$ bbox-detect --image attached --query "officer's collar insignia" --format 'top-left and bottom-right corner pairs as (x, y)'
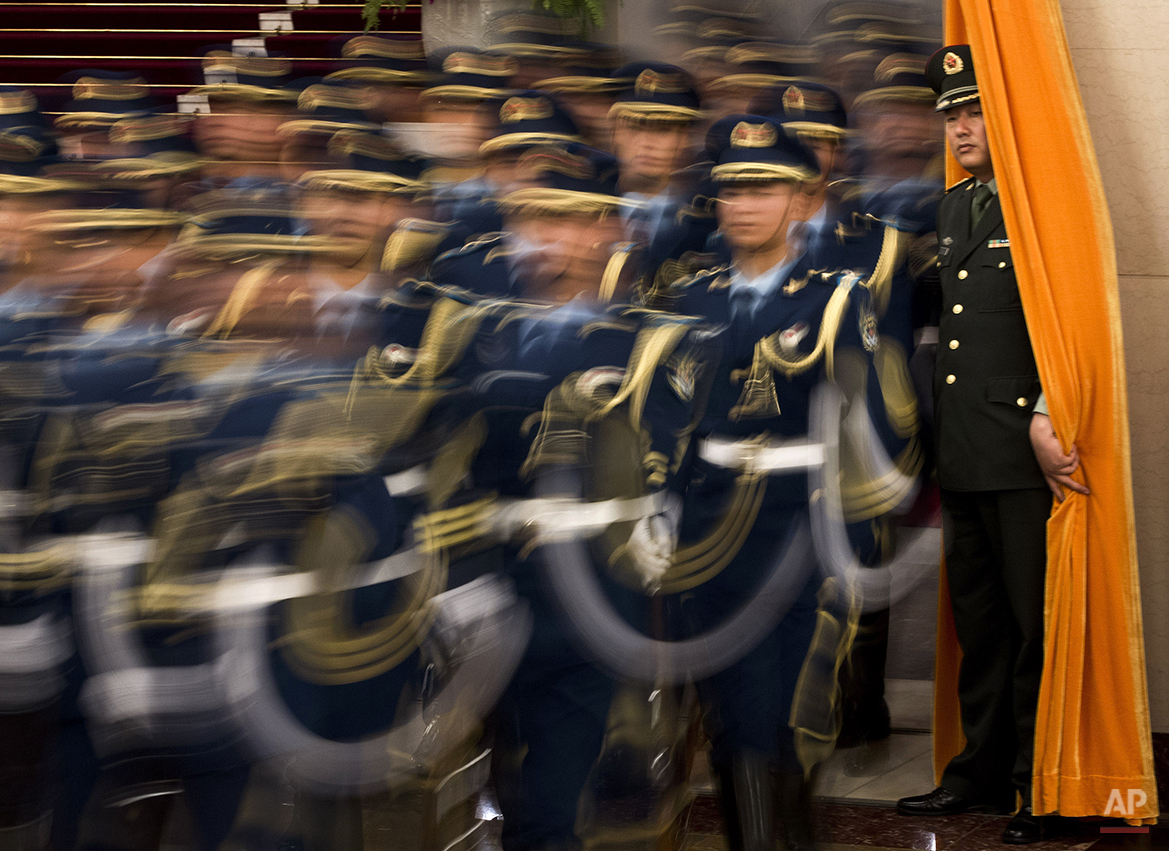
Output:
(778, 321), (809, 353)
(943, 51), (964, 75)
(988, 238), (1010, 248)
(783, 272), (811, 296)
(499, 95), (553, 124)
(730, 120), (777, 148)
(942, 236), (953, 245)
(782, 86), (805, 116)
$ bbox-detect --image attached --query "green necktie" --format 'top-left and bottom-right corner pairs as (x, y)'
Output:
(970, 183), (993, 232)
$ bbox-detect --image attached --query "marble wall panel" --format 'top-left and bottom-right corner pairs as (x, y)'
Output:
(1117, 273), (1169, 732)
(1068, 47), (1169, 278)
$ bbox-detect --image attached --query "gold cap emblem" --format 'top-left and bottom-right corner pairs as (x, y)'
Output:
(635, 69), (663, 95)
(781, 86), (806, 116)
(943, 51), (964, 75)
(634, 68), (688, 96)
(730, 121), (777, 148)
(499, 96), (553, 124)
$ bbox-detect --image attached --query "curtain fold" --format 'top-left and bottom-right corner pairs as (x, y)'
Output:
(931, 0), (1158, 822)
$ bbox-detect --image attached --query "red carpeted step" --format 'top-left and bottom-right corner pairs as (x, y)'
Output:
(0, 4), (421, 30)
(0, 55), (343, 86)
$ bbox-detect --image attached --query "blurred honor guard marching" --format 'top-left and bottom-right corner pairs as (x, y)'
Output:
(659, 115), (879, 851)
(422, 141), (699, 850)
(608, 62), (702, 246)
(895, 45), (1086, 845)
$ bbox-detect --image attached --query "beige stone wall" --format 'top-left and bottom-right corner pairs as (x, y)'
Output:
(1061, 0), (1169, 732)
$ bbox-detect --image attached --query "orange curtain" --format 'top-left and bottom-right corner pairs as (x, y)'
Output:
(931, 0), (1158, 823)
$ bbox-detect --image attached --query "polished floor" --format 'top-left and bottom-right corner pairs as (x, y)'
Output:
(675, 799), (1168, 851)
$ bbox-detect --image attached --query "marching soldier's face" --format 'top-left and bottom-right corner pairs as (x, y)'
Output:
(716, 181), (802, 253)
(194, 98), (292, 163)
(358, 83), (424, 123)
(508, 211), (623, 302)
(861, 100), (942, 165)
(611, 118), (693, 188)
(302, 188), (411, 250)
(558, 93), (615, 151)
(423, 99), (495, 161)
(944, 100), (993, 182)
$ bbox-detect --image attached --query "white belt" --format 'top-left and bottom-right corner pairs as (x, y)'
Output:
(383, 464), (429, 496)
(698, 435), (825, 473)
(494, 491), (666, 543)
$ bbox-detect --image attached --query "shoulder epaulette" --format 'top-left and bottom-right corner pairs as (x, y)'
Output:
(433, 231), (504, 265)
(381, 219), (450, 272)
(945, 176), (975, 194)
(674, 263), (731, 290)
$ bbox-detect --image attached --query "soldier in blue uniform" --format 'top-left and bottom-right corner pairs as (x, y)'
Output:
(421, 142), (705, 851)
(656, 115), (887, 851)
(325, 33), (431, 124)
(608, 62), (703, 248)
(753, 75), (938, 746)
(432, 90), (585, 260)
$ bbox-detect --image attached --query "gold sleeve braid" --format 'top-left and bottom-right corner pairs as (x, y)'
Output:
(139, 298), (494, 623)
(521, 320), (691, 478)
(861, 224), (913, 319)
(279, 507), (445, 686)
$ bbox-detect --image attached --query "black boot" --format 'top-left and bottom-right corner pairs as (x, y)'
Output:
(774, 771), (817, 851)
(716, 752), (777, 851)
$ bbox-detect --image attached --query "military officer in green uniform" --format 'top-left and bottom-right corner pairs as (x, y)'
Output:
(895, 44), (1088, 845)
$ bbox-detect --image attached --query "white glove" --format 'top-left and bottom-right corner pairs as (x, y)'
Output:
(627, 493), (682, 593)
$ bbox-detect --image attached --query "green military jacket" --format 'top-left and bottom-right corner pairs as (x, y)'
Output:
(933, 178), (1046, 491)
